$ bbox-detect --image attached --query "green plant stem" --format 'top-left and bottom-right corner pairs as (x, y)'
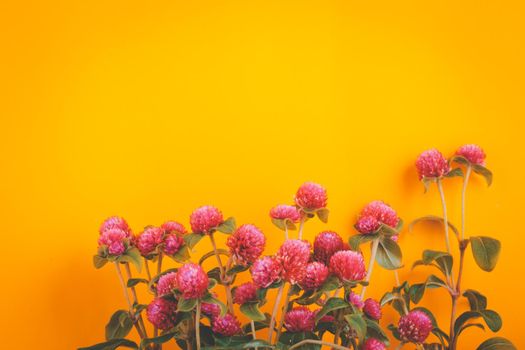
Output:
(461, 165), (472, 240)
(288, 340), (350, 350)
(251, 320), (258, 350)
(157, 252), (163, 275)
(209, 233), (234, 314)
(114, 262), (145, 339)
(275, 286), (292, 343)
(333, 310), (342, 348)
(195, 301), (201, 350)
(268, 284), (284, 343)
(361, 238), (379, 298)
(124, 263), (148, 339)
(436, 179), (452, 255)
(450, 243), (467, 350)
(144, 259), (152, 281)
(394, 270), (400, 286)
(298, 217), (305, 240)
(284, 226), (289, 240)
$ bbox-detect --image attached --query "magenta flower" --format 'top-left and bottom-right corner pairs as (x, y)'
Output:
(176, 263), (209, 299)
(190, 205), (224, 234)
(363, 338), (386, 350)
(329, 250), (366, 282)
(98, 228), (128, 256)
(456, 144), (486, 165)
(201, 302), (221, 318)
(347, 291), (364, 308)
(398, 310), (433, 343)
(146, 297), (178, 331)
(226, 224), (266, 265)
(415, 149), (450, 180)
(163, 234), (184, 256)
(284, 307), (316, 332)
(300, 262), (329, 290)
(355, 216), (380, 234)
(99, 216), (132, 237)
(276, 239), (311, 284)
(156, 272), (178, 296)
(233, 282), (258, 305)
(212, 314), (241, 336)
(294, 182), (327, 210)
(360, 200), (400, 229)
(250, 257), (282, 288)
(313, 231), (344, 265)
(269, 205), (301, 222)
(363, 298), (382, 320)
(136, 226), (164, 257)
(161, 221), (187, 234)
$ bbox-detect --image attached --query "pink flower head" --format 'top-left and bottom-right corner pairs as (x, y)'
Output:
(295, 182), (327, 210)
(360, 200), (400, 229)
(212, 314), (241, 336)
(277, 239), (312, 284)
(284, 307), (316, 332)
(146, 298), (178, 330)
(269, 205), (301, 223)
(250, 257), (282, 288)
(136, 226), (164, 257)
(233, 282), (258, 304)
(161, 221), (187, 234)
(456, 144), (486, 165)
(363, 338), (386, 350)
(415, 149), (450, 180)
(98, 228), (128, 256)
(99, 216), (132, 237)
(190, 205), (224, 234)
(300, 262), (329, 290)
(363, 298), (382, 320)
(313, 231), (344, 265)
(398, 310), (433, 343)
(329, 250), (366, 282)
(226, 224), (266, 265)
(156, 272), (178, 296)
(163, 234), (184, 256)
(355, 216), (380, 234)
(176, 263), (209, 299)
(347, 291), (364, 308)
(201, 302), (221, 318)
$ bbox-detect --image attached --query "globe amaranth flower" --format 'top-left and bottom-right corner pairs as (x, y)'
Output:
(233, 282), (258, 304)
(98, 228), (129, 256)
(269, 205), (301, 222)
(398, 310), (433, 343)
(313, 231), (344, 264)
(363, 298), (382, 320)
(276, 239), (312, 284)
(136, 226), (164, 257)
(294, 182), (327, 210)
(99, 216), (132, 237)
(176, 263), (209, 299)
(190, 205), (224, 234)
(329, 250), (366, 282)
(300, 262), (329, 290)
(415, 149), (450, 180)
(456, 144), (486, 165)
(163, 234), (184, 256)
(156, 272), (178, 296)
(212, 314), (241, 336)
(146, 297), (178, 330)
(355, 216), (380, 234)
(250, 257), (282, 288)
(346, 291), (364, 309)
(284, 307), (316, 332)
(161, 220), (187, 234)
(363, 338), (386, 350)
(226, 224), (266, 265)
(201, 302), (221, 318)
(360, 200), (400, 229)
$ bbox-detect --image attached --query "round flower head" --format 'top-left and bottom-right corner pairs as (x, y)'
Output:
(313, 231), (344, 265)
(156, 272), (178, 296)
(363, 338), (386, 350)
(163, 234), (184, 256)
(284, 307), (316, 332)
(355, 216), (380, 234)
(363, 298), (382, 320)
(176, 263), (209, 299)
(233, 282), (258, 304)
(212, 314), (241, 337)
(360, 200), (400, 229)
(347, 291), (364, 308)
(190, 205), (224, 234)
(329, 250), (367, 282)
(456, 144), (486, 165)
(294, 182), (327, 210)
(99, 216), (132, 237)
(300, 262), (329, 290)
(136, 226), (164, 257)
(277, 239), (312, 284)
(250, 257), (282, 288)
(415, 149), (450, 180)
(98, 228), (128, 256)
(269, 205), (301, 223)
(161, 221), (187, 234)
(226, 224), (266, 265)
(398, 310), (433, 343)
(146, 297), (178, 331)
(201, 302), (221, 318)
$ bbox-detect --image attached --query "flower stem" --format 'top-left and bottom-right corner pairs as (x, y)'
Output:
(450, 242), (467, 350)
(284, 226), (289, 240)
(250, 320), (258, 350)
(394, 270), (400, 286)
(461, 165), (472, 240)
(209, 233), (234, 314)
(268, 284), (284, 343)
(436, 179), (452, 255)
(288, 340), (350, 350)
(144, 259), (152, 281)
(124, 263), (148, 338)
(114, 262), (145, 339)
(361, 238), (379, 298)
(157, 252), (163, 276)
(275, 285), (292, 343)
(195, 301), (201, 350)
(298, 217), (305, 240)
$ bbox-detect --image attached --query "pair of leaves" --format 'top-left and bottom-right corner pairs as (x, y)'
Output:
(240, 301), (266, 321)
(118, 248), (142, 272)
(105, 310), (133, 341)
(470, 236), (501, 272)
(454, 309), (502, 337)
(271, 218), (298, 231)
(452, 155), (493, 186)
(409, 275), (448, 304)
(412, 250), (453, 279)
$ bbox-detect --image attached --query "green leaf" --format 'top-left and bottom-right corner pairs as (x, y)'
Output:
(409, 275), (448, 304)
(463, 289), (487, 311)
(278, 331), (320, 349)
(422, 250), (453, 275)
(451, 155), (469, 165)
(365, 318), (390, 346)
(240, 302), (266, 321)
(376, 237), (402, 270)
(477, 337), (516, 350)
(471, 236), (501, 272)
(409, 216), (460, 239)
(472, 164), (493, 186)
(93, 255), (108, 269)
(184, 233), (204, 249)
(119, 248), (142, 272)
(202, 294), (227, 317)
(170, 245), (191, 263)
(444, 167), (464, 178)
(199, 249), (230, 266)
(454, 310), (502, 335)
(216, 217), (236, 234)
(105, 310), (133, 340)
(139, 332), (177, 349)
(78, 339), (138, 350)
(316, 208), (329, 223)
(348, 234), (378, 251)
(318, 275), (339, 293)
(271, 218), (297, 231)
(227, 264), (250, 276)
(314, 297), (349, 323)
(344, 313), (366, 344)
(126, 278), (148, 288)
(177, 297), (197, 312)
(456, 323), (485, 338)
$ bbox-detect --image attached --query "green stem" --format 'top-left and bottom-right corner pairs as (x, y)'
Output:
(144, 259), (152, 281)
(450, 243), (467, 350)
(209, 233), (234, 314)
(275, 286), (291, 343)
(195, 301), (201, 350)
(436, 179), (452, 254)
(461, 165), (472, 240)
(298, 217), (305, 240)
(268, 284), (284, 343)
(124, 263), (148, 338)
(114, 262), (145, 339)
(157, 252), (163, 275)
(361, 238), (379, 298)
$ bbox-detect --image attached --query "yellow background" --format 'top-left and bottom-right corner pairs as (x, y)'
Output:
(1, 0), (524, 349)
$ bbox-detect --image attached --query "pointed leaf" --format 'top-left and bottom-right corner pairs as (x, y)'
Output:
(471, 236), (501, 272)
(314, 297), (349, 323)
(78, 339), (138, 350)
(93, 255), (108, 269)
(409, 216), (460, 239)
(105, 310), (133, 340)
(376, 237), (402, 270)
(348, 233), (378, 251)
(463, 289), (487, 311)
(126, 278), (148, 288)
(216, 217), (236, 234)
(184, 233), (204, 249)
(177, 297), (197, 312)
(240, 302), (266, 321)
(477, 337), (516, 350)
(472, 164), (493, 186)
(316, 208), (329, 223)
(344, 313), (366, 343)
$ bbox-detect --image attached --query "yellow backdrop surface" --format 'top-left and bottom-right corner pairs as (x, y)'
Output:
(1, 1), (524, 349)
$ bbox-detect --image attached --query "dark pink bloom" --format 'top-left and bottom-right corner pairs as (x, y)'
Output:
(294, 182), (327, 210)
(456, 144), (486, 165)
(300, 262), (329, 290)
(360, 200), (400, 229)
(226, 224), (266, 265)
(190, 205), (224, 234)
(269, 205), (301, 222)
(98, 228), (128, 256)
(212, 314), (241, 336)
(363, 298), (382, 320)
(363, 338), (386, 350)
(277, 239), (311, 284)
(355, 216), (380, 234)
(347, 291), (364, 308)
(99, 216), (132, 237)
(156, 272), (178, 296)
(176, 263), (209, 299)
(161, 221), (187, 234)
(313, 231), (344, 264)
(398, 310), (433, 343)
(146, 297), (178, 331)
(415, 149), (450, 179)
(318, 315), (336, 323)
(136, 226), (164, 257)
(329, 250), (366, 282)
(250, 257), (282, 288)
(201, 302), (221, 318)
(163, 234), (184, 256)
(284, 307), (316, 332)
(233, 282), (258, 304)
